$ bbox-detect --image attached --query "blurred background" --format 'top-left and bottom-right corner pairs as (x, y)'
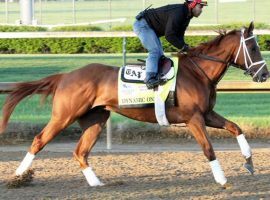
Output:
(0, 0), (269, 30)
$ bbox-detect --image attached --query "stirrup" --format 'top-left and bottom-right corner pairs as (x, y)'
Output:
(145, 79), (162, 89)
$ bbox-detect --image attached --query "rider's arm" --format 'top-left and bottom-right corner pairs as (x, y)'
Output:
(165, 12), (189, 50)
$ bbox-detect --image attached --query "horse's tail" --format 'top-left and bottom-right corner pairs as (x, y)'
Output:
(0, 74), (63, 134)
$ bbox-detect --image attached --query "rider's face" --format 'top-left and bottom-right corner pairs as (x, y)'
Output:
(192, 4), (203, 17)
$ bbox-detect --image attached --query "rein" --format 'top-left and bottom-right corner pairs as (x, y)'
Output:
(187, 56), (215, 86)
(185, 52), (229, 86)
(194, 53), (227, 64)
(192, 53), (230, 84)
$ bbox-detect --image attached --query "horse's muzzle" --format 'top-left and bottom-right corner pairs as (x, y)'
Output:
(254, 71), (270, 82)
(262, 72), (270, 82)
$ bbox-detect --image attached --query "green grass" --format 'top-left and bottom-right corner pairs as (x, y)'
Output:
(0, 0), (269, 29)
(215, 93), (270, 128)
(0, 54), (145, 81)
(0, 52), (270, 81)
(0, 53), (270, 128)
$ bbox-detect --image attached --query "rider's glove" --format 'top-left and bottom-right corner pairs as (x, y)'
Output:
(179, 43), (190, 53)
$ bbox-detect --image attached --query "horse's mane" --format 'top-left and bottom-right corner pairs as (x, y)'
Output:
(190, 29), (239, 55)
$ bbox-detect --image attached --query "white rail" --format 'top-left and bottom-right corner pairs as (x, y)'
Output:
(0, 30), (269, 39)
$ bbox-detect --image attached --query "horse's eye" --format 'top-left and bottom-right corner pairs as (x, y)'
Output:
(251, 46), (257, 52)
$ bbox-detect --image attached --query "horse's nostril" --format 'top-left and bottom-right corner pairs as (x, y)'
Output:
(262, 73), (269, 79)
(261, 73), (269, 82)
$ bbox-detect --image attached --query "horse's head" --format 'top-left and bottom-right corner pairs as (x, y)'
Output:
(232, 22), (269, 82)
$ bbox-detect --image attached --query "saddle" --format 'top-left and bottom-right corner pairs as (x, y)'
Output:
(158, 55), (174, 80)
(121, 56), (174, 84)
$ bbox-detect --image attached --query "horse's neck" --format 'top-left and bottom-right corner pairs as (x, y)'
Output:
(200, 40), (235, 84)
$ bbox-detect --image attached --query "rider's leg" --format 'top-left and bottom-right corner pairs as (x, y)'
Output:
(133, 19), (163, 88)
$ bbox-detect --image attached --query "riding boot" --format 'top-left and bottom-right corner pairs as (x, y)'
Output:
(144, 72), (160, 89)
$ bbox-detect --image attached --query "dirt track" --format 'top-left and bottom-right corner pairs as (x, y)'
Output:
(0, 141), (269, 200)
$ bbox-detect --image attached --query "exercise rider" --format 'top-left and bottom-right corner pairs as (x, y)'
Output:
(133, 0), (208, 89)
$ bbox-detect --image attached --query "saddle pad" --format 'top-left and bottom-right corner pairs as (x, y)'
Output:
(121, 64), (146, 83)
(118, 61), (178, 108)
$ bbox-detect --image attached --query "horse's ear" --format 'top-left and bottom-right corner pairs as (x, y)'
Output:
(247, 21), (254, 35)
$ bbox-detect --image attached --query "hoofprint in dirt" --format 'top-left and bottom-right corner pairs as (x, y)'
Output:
(0, 149), (269, 199)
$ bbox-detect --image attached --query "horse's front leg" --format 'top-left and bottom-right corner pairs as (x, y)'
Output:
(205, 110), (254, 174)
(187, 112), (227, 186)
(74, 108), (110, 187)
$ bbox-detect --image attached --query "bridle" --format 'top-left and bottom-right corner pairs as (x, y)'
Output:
(233, 29), (266, 79)
(187, 29), (266, 83)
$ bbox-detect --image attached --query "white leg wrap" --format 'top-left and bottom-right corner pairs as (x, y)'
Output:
(15, 152), (35, 176)
(237, 134), (252, 158)
(82, 167), (104, 187)
(209, 160), (227, 185)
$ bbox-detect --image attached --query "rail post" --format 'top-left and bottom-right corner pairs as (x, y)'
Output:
(123, 36), (127, 66)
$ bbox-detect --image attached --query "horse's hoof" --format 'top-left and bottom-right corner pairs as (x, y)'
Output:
(99, 182), (105, 186)
(6, 169), (34, 188)
(243, 163), (255, 175)
(221, 183), (232, 189)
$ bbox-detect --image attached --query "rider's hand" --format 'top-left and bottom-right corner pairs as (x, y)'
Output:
(179, 43), (190, 53)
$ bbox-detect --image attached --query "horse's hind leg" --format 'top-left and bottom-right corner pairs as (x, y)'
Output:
(15, 88), (87, 176)
(15, 117), (75, 176)
(187, 112), (227, 186)
(205, 110), (254, 174)
(14, 73), (100, 178)
(73, 107), (110, 187)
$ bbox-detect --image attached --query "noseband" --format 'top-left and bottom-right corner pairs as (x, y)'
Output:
(234, 29), (266, 78)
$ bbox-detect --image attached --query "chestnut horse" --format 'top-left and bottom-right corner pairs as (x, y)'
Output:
(0, 22), (269, 187)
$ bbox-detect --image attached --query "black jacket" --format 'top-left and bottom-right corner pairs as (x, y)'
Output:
(143, 4), (192, 49)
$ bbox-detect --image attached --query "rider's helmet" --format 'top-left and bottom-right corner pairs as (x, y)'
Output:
(185, 0), (208, 9)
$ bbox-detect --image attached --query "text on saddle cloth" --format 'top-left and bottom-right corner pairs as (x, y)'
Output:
(118, 58), (178, 108)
